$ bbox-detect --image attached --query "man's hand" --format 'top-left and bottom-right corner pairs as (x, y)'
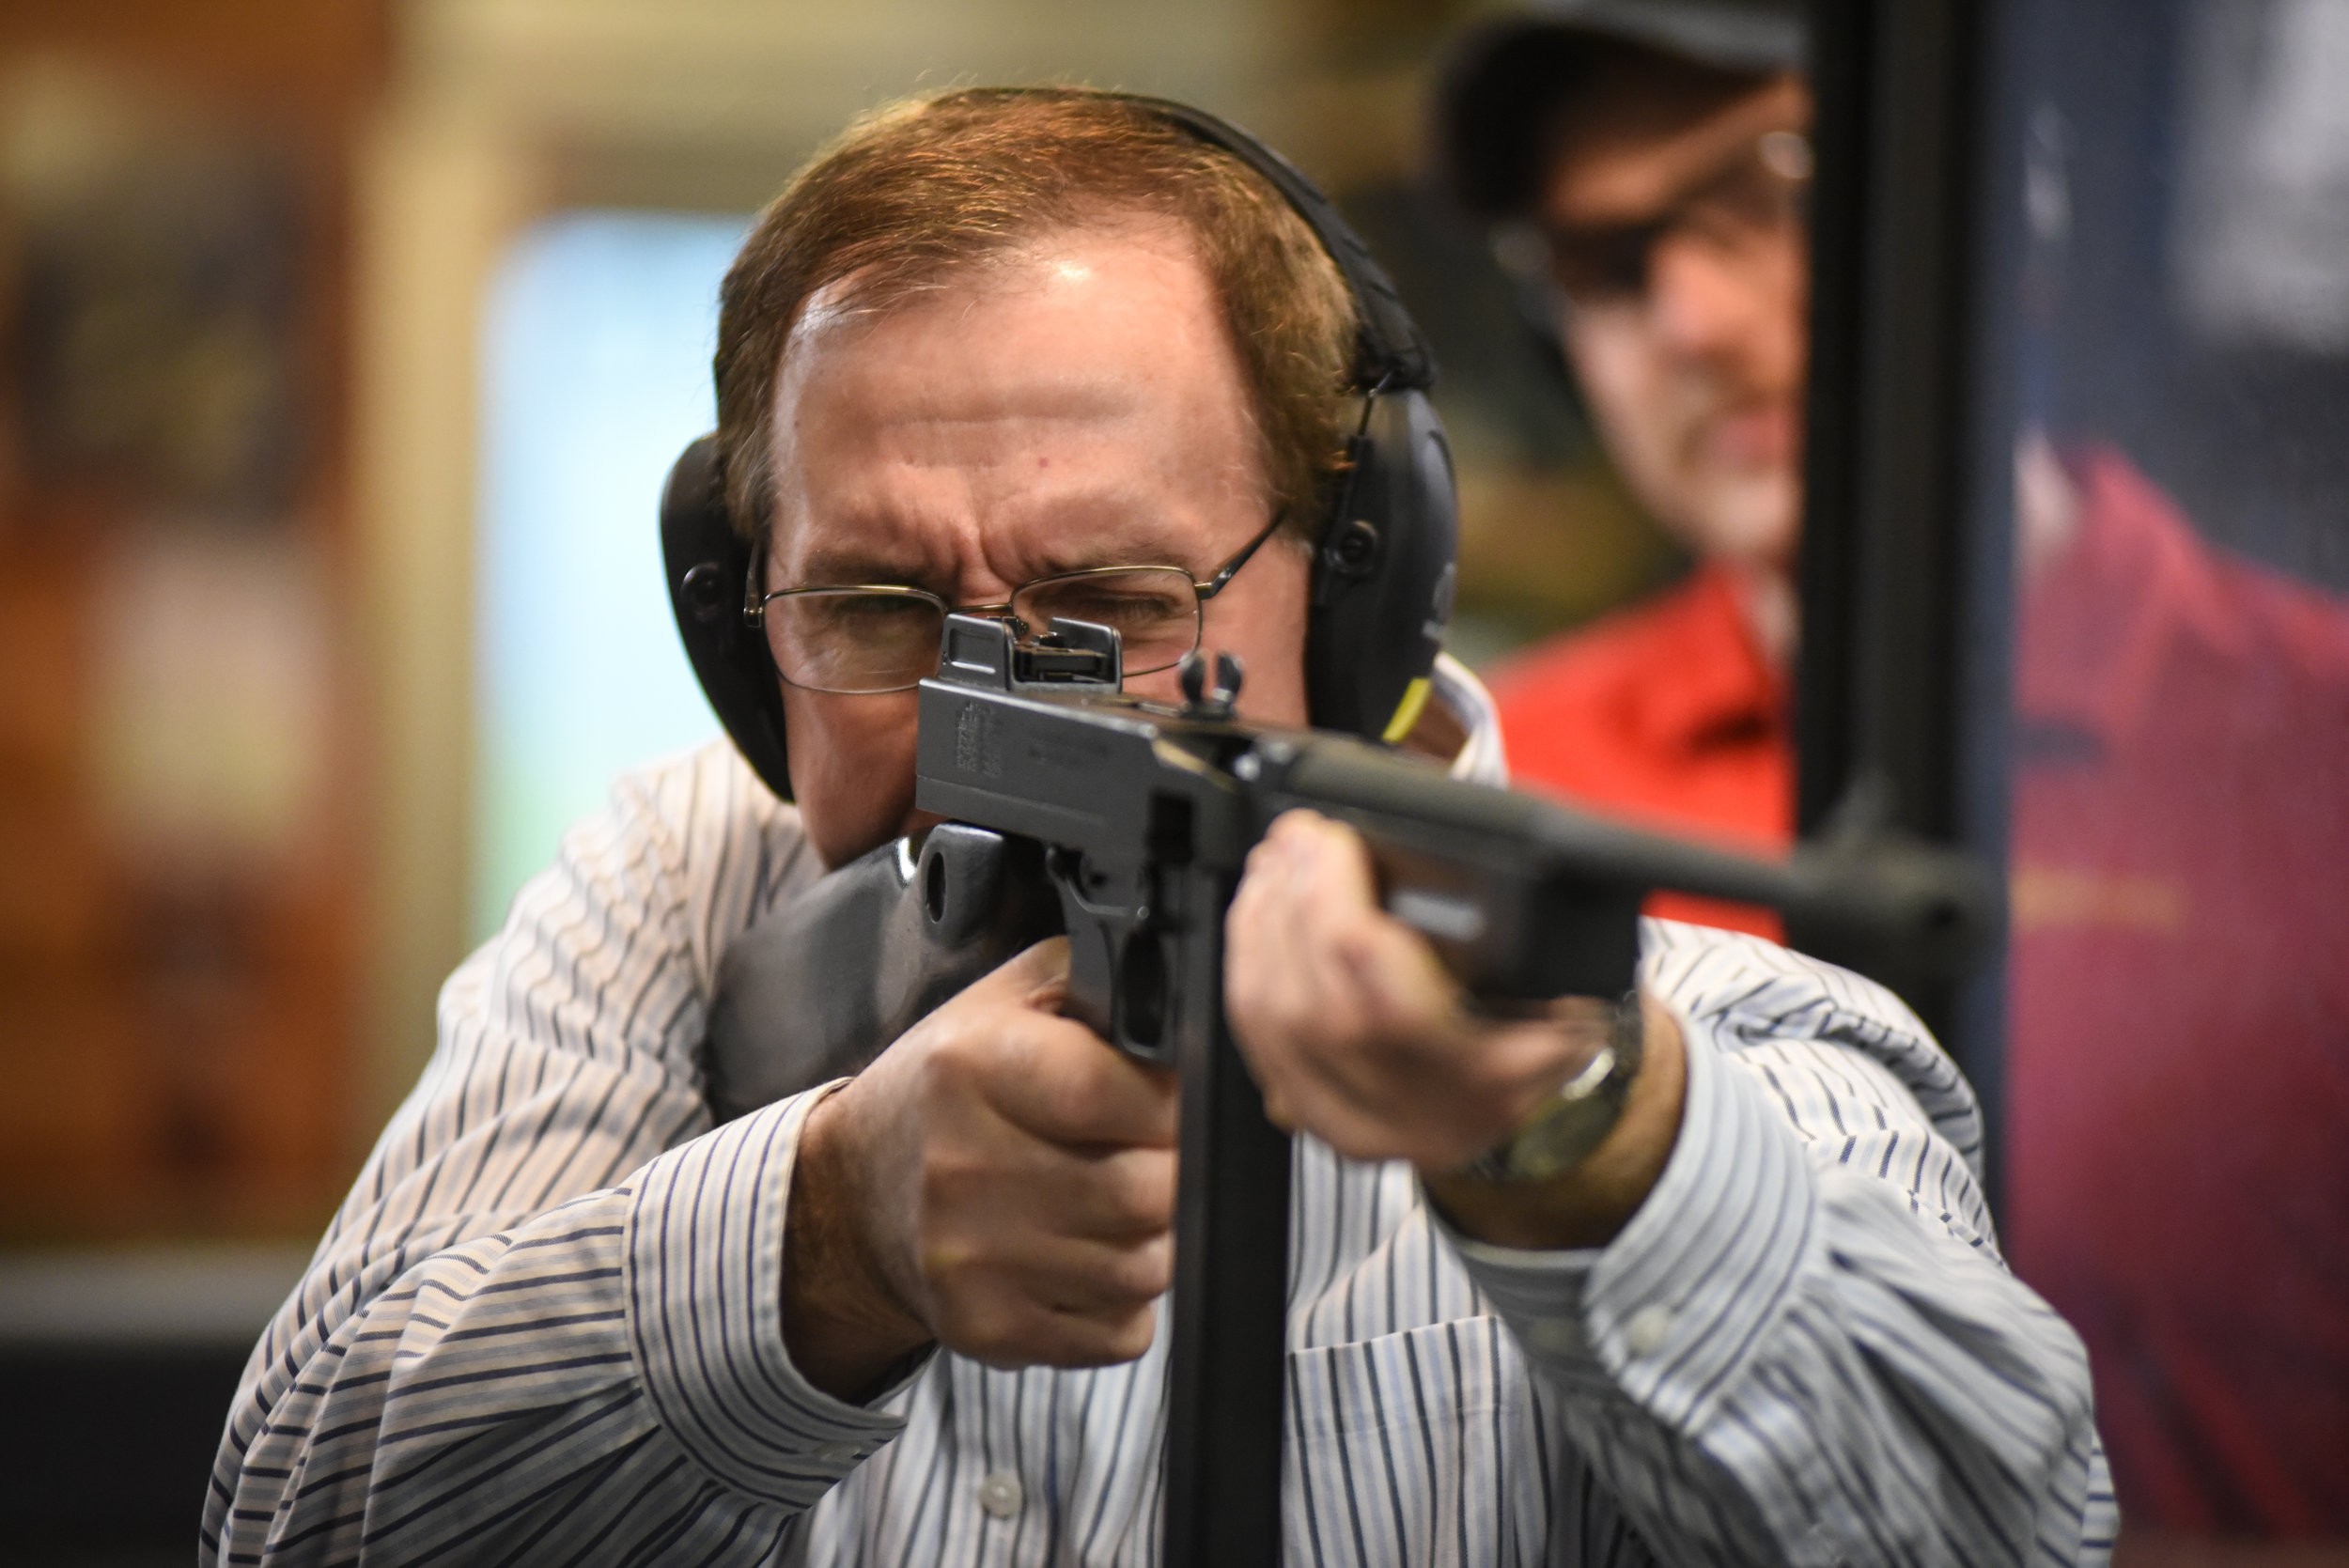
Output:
(1225, 809), (1687, 1250)
(783, 938), (1178, 1402)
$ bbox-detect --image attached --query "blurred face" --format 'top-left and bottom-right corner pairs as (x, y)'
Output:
(764, 221), (1311, 868)
(1540, 73), (1811, 575)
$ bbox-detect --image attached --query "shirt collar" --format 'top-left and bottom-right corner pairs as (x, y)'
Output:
(1433, 653), (1511, 785)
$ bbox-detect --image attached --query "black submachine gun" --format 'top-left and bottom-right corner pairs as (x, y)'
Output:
(707, 613), (1998, 1568)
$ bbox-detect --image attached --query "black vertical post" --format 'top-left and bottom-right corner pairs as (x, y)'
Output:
(1159, 862), (1292, 1568)
(1797, 0), (1981, 845)
(1792, 0), (1998, 1125)
(1793, 0), (1874, 841)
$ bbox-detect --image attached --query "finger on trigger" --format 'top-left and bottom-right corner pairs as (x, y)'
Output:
(989, 1023), (1179, 1149)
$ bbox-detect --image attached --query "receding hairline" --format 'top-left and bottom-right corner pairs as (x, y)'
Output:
(778, 204), (1217, 362)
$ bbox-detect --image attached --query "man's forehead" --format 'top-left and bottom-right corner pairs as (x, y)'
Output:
(1543, 71), (1809, 222)
(759, 219), (1268, 580)
(782, 212), (1207, 355)
(771, 224), (1220, 433)
(773, 494), (1204, 581)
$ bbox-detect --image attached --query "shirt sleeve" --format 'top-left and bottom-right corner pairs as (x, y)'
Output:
(1437, 924), (2120, 1568)
(203, 748), (911, 1566)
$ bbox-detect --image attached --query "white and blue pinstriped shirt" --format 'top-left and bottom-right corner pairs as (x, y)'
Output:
(206, 660), (2116, 1566)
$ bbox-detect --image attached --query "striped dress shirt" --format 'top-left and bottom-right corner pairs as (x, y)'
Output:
(206, 659), (2116, 1566)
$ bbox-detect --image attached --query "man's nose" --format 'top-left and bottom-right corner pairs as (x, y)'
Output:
(943, 560), (1021, 615)
(1642, 233), (1769, 363)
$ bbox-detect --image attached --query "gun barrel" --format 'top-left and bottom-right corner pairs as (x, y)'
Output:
(912, 614), (2002, 1004)
(1274, 737), (2002, 980)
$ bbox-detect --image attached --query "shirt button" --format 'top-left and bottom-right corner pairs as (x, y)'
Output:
(1624, 1303), (1674, 1357)
(976, 1469), (1023, 1519)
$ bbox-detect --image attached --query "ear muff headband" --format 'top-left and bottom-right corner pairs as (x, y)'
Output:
(1112, 95), (1437, 396)
(663, 92), (1461, 801)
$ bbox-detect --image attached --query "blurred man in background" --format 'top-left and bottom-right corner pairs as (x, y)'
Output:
(1437, 0), (1808, 939)
(1436, 0), (2349, 1534)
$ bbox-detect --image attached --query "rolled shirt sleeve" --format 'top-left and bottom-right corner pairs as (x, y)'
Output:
(627, 1088), (912, 1505)
(205, 749), (907, 1565)
(1439, 922), (2119, 1568)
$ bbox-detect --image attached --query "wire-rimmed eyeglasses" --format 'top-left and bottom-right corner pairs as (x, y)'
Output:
(746, 509), (1288, 694)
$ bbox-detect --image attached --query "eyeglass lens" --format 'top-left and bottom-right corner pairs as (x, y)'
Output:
(763, 567), (1205, 693)
(1547, 133), (1809, 305)
(764, 590), (946, 693)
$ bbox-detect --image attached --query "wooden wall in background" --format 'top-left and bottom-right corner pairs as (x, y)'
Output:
(0, 0), (388, 1240)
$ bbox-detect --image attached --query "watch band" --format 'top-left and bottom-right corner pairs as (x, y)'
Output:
(1462, 992), (1645, 1185)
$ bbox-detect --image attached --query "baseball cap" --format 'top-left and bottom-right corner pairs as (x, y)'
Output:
(1435, 0), (1807, 220)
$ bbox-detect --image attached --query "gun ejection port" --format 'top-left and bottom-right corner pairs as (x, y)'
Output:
(1389, 888), (1487, 944)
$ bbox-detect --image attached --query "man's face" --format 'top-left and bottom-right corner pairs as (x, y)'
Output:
(764, 221), (1312, 868)
(1541, 73), (1811, 575)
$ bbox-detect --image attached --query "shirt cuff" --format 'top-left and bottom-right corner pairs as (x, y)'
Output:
(625, 1082), (915, 1509)
(1436, 997), (1819, 1431)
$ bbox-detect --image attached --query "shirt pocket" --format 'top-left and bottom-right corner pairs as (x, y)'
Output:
(1283, 1315), (1545, 1568)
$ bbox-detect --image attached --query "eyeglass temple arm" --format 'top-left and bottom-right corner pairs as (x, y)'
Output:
(1194, 507), (1290, 602)
(741, 538), (767, 626)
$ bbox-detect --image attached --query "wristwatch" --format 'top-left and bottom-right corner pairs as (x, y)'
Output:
(1462, 993), (1645, 1185)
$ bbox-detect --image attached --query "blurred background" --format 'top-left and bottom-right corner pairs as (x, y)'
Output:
(0, 0), (2341, 1563)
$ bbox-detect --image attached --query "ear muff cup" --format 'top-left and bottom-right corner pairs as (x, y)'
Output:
(662, 92), (1462, 801)
(661, 436), (794, 801)
(1305, 387), (1459, 741)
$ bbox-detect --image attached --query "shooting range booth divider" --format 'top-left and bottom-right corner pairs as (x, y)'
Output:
(1794, 0), (2011, 1182)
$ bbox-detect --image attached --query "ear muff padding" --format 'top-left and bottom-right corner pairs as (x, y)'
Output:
(661, 436), (796, 800)
(1305, 388), (1459, 740)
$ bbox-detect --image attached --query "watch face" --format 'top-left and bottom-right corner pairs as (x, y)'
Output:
(1503, 1064), (1629, 1182)
(1477, 995), (1647, 1184)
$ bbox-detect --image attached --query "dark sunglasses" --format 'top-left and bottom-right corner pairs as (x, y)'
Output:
(1497, 129), (1813, 310)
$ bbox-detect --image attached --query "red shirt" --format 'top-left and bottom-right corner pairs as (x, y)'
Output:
(1486, 562), (1791, 938)
(2003, 450), (2349, 1533)
(1486, 455), (2349, 1532)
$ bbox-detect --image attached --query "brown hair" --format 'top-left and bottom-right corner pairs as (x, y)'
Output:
(713, 86), (1359, 544)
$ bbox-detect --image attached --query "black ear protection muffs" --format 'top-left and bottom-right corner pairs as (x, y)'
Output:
(661, 92), (1459, 803)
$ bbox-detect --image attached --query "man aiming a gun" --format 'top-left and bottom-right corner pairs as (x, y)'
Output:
(208, 88), (2109, 1566)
